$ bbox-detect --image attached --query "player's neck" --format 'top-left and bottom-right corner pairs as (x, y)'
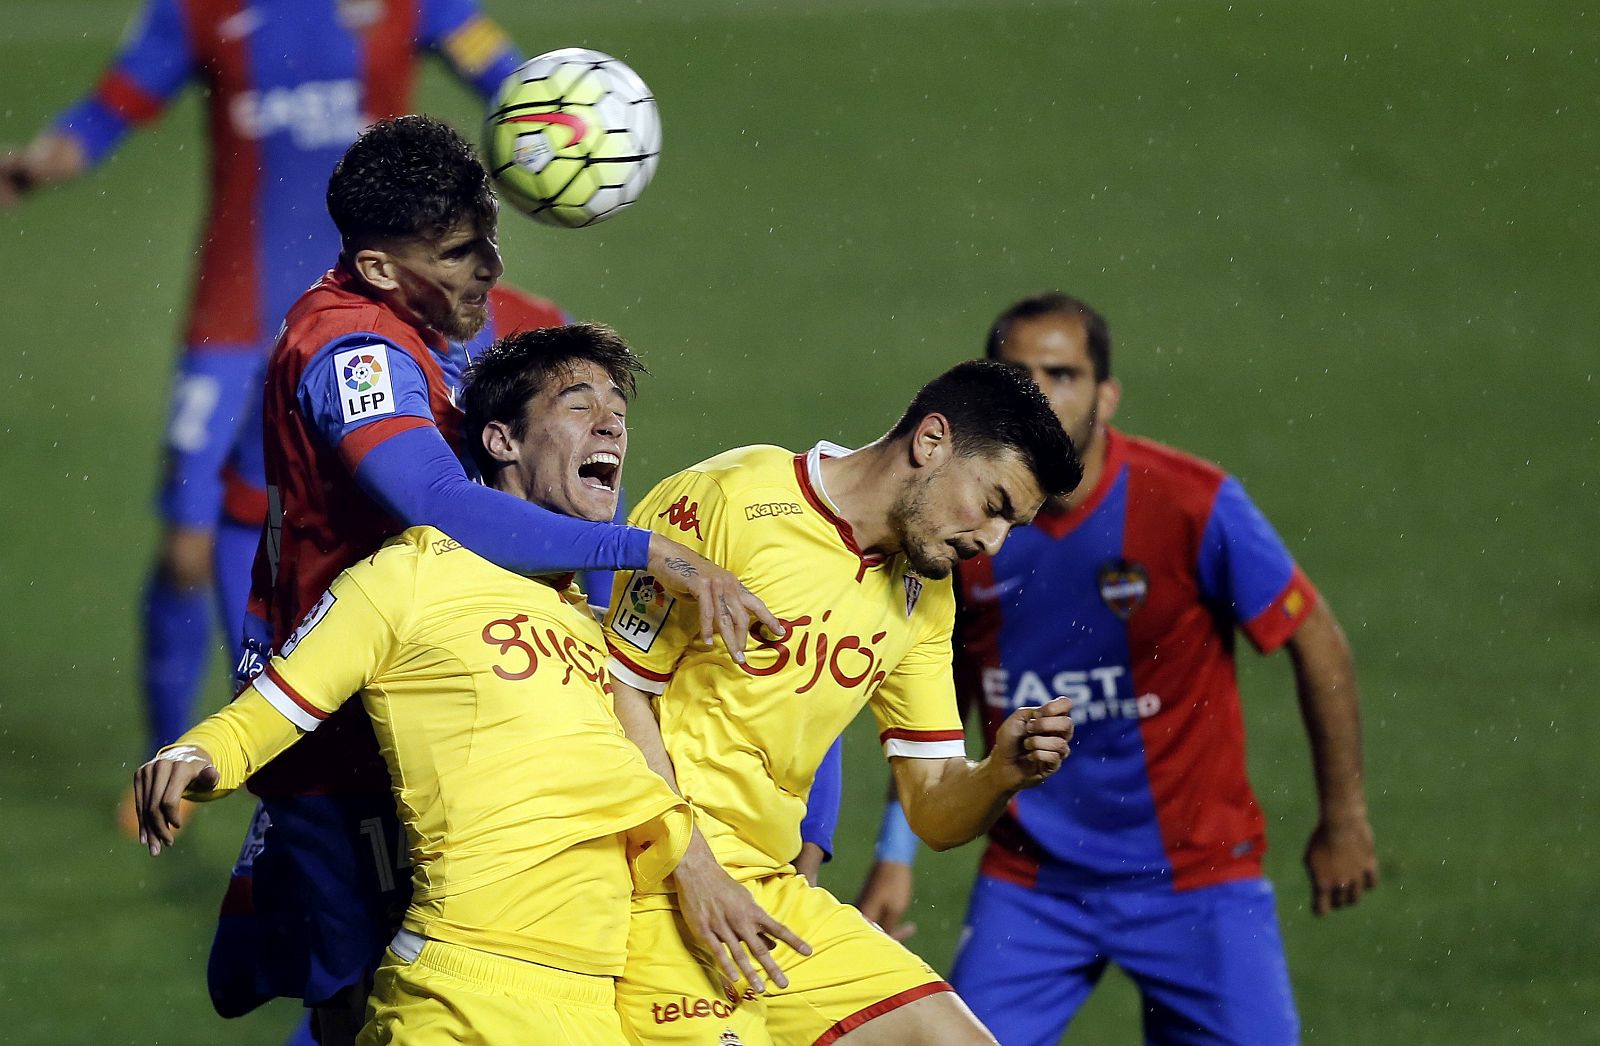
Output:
(1060, 427), (1110, 511)
(816, 442), (903, 555)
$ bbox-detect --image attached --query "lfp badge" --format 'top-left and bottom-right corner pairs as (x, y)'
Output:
(612, 572), (675, 653)
(1097, 558), (1149, 621)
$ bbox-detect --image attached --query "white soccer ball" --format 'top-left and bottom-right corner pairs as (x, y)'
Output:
(483, 48), (661, 228)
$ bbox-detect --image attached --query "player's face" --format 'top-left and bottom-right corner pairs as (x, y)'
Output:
(513, 360), (628, 523)
(387, 217), (504, 340)
(891, 448), (1045, 579)
(994, 314), (1118, 456)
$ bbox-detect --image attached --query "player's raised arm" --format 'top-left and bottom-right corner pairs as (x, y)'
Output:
(3, 0), (194, 207)
(420, 0), (524, 98)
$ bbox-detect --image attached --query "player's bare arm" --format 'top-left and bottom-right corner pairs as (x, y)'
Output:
(644, 533), (784, 662)
(1286, 598), (1378, 915)
(890, 696), (1075, 852)
(611, 677), (812, 990)
(0, 132), (85, 207)
(132, 747), (219, 856)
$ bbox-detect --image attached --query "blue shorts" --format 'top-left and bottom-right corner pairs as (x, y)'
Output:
(950, 874), (1298, 1046)
(208, 793), (411, 1014)
(158, 346), (266, 529)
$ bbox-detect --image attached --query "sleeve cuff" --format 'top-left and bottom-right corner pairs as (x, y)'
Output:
(1242, 565), (1319, 654)
(607, 650), (670, 695)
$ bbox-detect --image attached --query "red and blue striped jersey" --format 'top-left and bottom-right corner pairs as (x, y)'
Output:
(50, 0), (520, 350)
(243, 270), (566, 797)
(957, 429), (1318, 893)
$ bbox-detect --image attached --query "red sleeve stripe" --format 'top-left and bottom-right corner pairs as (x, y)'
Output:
(339, 415), (433, 471)
(605, 647), (671, 695)
(814, 982), (954, 1045)
(96, 70), (165, 124)
(252, 664), (328, 732)
(1243, 564), (1319, 655)
(878, 728), (966, 744)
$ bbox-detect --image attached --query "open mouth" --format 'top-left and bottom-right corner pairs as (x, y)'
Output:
(577, 451), (620, 493)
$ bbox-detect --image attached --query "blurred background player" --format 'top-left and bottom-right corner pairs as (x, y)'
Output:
(604, 360), (1083, 1044)
(229, 115), (780, 1044)
(855, 292), (1379, 1045)
(134, 324), (696, 1046)
(0, 0), (526, 830)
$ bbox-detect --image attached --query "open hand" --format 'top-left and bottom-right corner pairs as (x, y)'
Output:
(647, 536), (784, 664)
(132, 747), (219, 856)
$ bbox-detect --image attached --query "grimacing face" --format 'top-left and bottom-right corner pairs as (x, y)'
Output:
(890, 446), (1045, 579)
(994, 313), (1115, 457)
(505, 360), (628, 524)
(386, 216), (504, 341)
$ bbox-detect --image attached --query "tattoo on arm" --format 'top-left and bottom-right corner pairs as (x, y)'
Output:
(664, 556), (699, 579)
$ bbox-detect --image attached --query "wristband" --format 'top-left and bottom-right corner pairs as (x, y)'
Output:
(873, 799), (919, 866)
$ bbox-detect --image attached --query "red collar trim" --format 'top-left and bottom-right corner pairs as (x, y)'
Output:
(1033, 428), (1127, 541)
(793, 448), (887, 576)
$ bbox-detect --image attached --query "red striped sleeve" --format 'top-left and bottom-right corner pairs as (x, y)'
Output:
(606, 643), (674, 683)
(878, 727), (966, 745)
(96, 70), (164, 124)
(338, 415), (433, 471)
(262, 664), (328, 722)
(1242, 564), (1319, 654)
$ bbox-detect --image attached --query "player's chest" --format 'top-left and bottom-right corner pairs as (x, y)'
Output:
(739, 545), (933, 699)
(198, 0), (420, 143)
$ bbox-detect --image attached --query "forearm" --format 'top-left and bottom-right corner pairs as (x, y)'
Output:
(354, 427), (652, 574)
(163, 689), (303, 798)
(892, 756), (1016, 852)
(611, 679), (682, 794)
(1288, 601), (1368, 822)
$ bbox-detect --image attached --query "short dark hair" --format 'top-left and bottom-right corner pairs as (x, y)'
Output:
(888, 359), (1083, 498)
(986, 292), (1112, 383)
(327, 115), (497, 249)
(461, 323), (648, 476)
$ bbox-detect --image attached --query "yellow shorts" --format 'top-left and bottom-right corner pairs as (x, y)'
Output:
(616, 874), (951, 1045)
(359, 937), (629, 1045)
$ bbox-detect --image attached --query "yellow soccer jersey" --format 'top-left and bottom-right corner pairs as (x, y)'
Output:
(174, 526), (691, 976)
(604, 442), (966, 882)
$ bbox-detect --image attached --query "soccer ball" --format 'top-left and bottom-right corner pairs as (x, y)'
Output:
(483, 48), (661, 228)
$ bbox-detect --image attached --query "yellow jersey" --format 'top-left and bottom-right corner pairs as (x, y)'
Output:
(604, 443), (965, 884)
(173, 525), (691, 976)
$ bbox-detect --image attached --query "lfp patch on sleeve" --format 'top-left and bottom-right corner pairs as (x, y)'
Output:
(611, 571), (675, 653)
(280, 589), (336, 657)
(335, 344), (397, 423)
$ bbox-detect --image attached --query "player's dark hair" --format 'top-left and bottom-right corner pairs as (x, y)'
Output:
(986, 292), (1113, 382)
(888, 360), (1083, 498)
(462, 323), (648, 476)
(327, 115), (497, 248)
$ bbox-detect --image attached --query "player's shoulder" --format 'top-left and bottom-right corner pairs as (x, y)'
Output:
(280, 271), (428, 362)
(1118, 431), (1233, 519)
(685, 444), (797, 488)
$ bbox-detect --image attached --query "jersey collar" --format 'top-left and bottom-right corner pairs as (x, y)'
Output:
(1032, 426), (1127, 541)
(794, 442), (888, 576)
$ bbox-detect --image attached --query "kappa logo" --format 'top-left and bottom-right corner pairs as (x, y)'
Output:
(335, 344), (397, 424)
(432, 537), (462, 555)
(719, 1031), (746, 1045)
(903, 573), (924, 617)
(657, 495), (704, 539)
(745, 501), (803, 521)
(969, 576), (1022, 603)
(281, 589), (336, 658)
(611, 572), (675, 653)
(1097, 558), (1149, 620)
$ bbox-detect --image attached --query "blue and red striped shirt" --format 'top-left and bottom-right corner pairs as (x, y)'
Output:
(957, 429), (1317, 893)
(51, 0), (520, 350)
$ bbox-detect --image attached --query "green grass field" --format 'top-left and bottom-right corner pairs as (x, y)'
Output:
(2, 0), (1596, 1041)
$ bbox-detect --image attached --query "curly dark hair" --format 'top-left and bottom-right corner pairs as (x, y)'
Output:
(887, 359), (1083, 498)
(326, 115), (497, 247)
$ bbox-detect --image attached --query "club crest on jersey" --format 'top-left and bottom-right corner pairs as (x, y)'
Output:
(336, 344), (397, 423)
(903, 573), (925, 617)
(612, 572), (675, 653)
(1097, 558), (1148, 620)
